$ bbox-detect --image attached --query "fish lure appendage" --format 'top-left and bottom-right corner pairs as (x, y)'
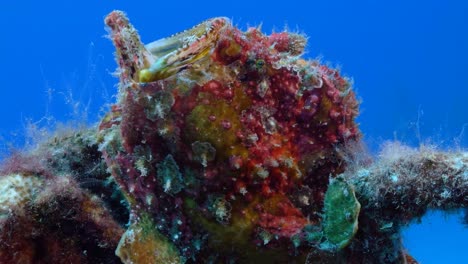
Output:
(139, 17), (230, 83)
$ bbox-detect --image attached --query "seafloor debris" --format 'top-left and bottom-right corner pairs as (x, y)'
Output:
(0, 10), (467, 264)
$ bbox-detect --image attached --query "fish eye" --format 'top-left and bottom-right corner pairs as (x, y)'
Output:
(256, 59), (265, 69)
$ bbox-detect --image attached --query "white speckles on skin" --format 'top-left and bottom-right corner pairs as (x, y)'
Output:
(213, 198), (231, 223)
(129, 184), (135, 193)
(163, 179), (172, 193)
(260, 231), (273, 245)
(154, 103), (165, 119)
(135, 158), (149, 177)
(257, 79), (269, 98)
(266, 158), (279, 168)
(239, 187), (248, 195)
(256, 106), (278, 135)
(282, 157), (294, 168)
(256, 167), (269, 179)
(298, 195), (310, 206)
(246, 133), (259, 144)
(265, 117), (278, 135)
(146, 194), (153, 205)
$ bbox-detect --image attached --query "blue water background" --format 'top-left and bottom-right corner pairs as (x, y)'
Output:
(1, 1), (467, 262)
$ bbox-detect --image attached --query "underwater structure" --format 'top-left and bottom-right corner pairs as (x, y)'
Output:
(0, 10), (467, 264)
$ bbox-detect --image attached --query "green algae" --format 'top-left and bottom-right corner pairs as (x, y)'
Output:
(321, 177), (361, 251)
(116, 213), (183, 264)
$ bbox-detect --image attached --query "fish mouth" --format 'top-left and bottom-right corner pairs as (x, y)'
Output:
(139, 17), (230, 83)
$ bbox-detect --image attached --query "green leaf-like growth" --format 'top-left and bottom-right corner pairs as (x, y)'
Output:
(322, 177), (361, 251)
(116, 213), (183, 264)
(156, 155), (183, 194)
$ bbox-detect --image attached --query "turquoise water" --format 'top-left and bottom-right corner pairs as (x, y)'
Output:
(1, 1), (467, 262)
